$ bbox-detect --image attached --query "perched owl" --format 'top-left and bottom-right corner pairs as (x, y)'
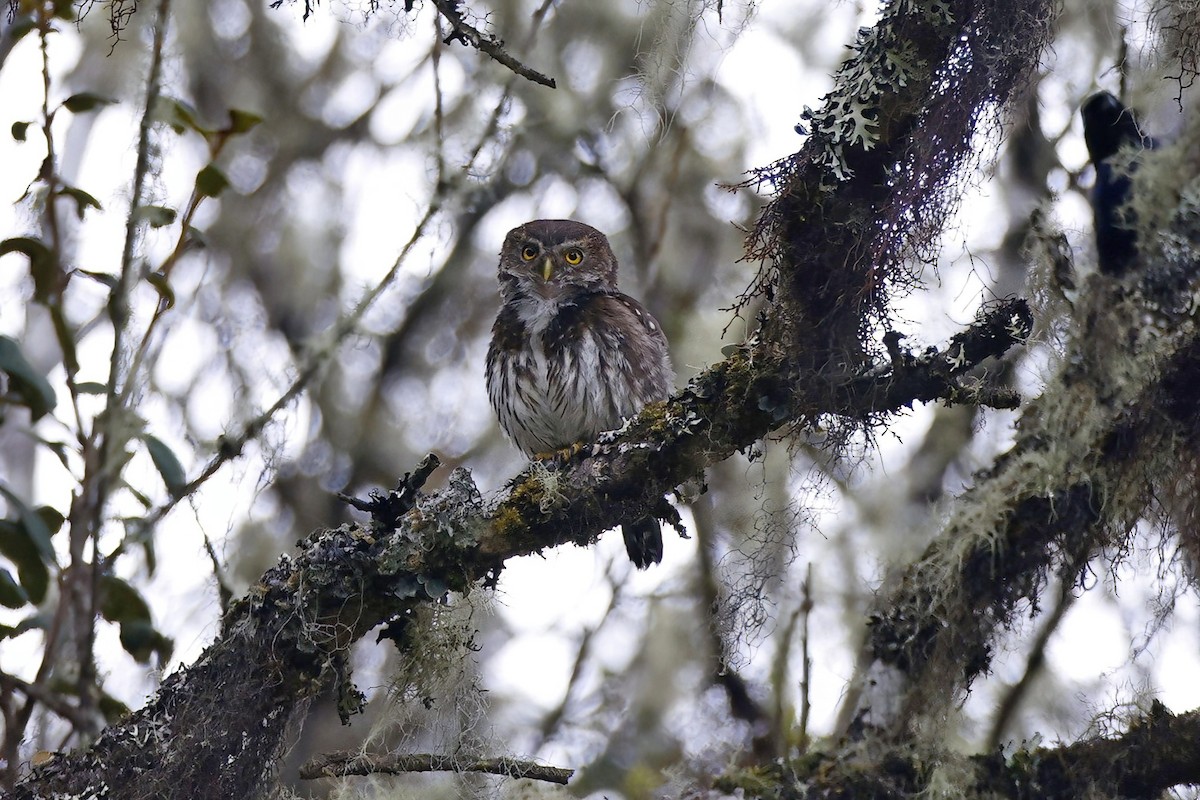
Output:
(486, 219), (673, 568)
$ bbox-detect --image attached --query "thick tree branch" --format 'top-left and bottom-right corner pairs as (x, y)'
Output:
(744, 0), (1051, 365)
(299, 751), (574, 785)
(719, 702), (1200, 799)
(6, 296), (1028, 800)
(1015, 702), (1200, 798)
(855, 133), (1200, 736)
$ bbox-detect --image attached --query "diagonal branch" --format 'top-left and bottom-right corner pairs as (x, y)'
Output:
(10, 294), (1028, 800)
(855, 133), (1200, 736)
(431, 0), (556, 88)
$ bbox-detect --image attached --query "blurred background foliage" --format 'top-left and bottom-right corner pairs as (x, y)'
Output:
(0, 0), (1195, 797)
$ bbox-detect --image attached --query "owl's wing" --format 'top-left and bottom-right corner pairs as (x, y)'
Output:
(591, 291), (675, 404)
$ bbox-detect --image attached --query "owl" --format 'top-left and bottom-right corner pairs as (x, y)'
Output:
(486, 219), (674, 568)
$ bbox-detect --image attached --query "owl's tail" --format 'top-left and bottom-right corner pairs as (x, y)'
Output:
(622, 517), (664, 569)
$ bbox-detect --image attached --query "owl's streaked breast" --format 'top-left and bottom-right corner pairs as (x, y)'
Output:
(486, 292), (670, 455)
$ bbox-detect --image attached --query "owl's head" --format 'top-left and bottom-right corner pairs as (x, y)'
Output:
(498, 219), (618, 302)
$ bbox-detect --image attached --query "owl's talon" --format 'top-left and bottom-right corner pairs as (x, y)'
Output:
(533, 442), (585, 464)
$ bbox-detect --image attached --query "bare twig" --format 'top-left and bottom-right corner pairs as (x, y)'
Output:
(534, 569), (622, 749)
(431, 0), (556, 88)
(299, 751), (574, 785)
(796, 564), (814, 751)
(985, 578), (1076, 749)
(140, 200), (440, 529)
(0, 672), (95, 734)
(691, 497), (775, 757)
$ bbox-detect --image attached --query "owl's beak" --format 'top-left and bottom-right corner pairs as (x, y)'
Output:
(541, 257), (554, 281)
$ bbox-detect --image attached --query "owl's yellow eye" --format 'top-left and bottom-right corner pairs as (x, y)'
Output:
(563, 248), (583, 265)
(520, 245), (538, 261)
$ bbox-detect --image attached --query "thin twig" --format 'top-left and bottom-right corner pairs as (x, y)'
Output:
(985, 578), (1075, 749)
(72, 0), (172, 740)
(534, 562), (624, 749)
(138, 201), (439, 529)
(797, 563), (813, 750)
(0, 672), (95, 734)
(431, 0), (556, 87)
(691, 496), (776, 757)
(299, 751), (574, 784)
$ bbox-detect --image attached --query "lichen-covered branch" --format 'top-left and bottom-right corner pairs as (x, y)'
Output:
(743, 0), (1053, 363)
(6, 293), (1028, 800)
(1011, 701), (1200, 798)
(719, 701), (1200, 799)
(856, 128), (1200, 735)
(299, 751), (574, 785)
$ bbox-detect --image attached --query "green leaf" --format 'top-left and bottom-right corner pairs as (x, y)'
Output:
(227, 109), (264, 134)
(142, 434), (186, 496)
(123, 518), (157, 575)
(118, 619), (174, 664)
(0, 336), (57, 420)
(194, 164), (230, 199)
(35, 506), (64, 535)
(30, 434), (71, 470)
(124, 483), (153, 510)
(0, 613), (46, 641)
(133, 205), (177, 228)
(58, 186), (102, 219)
(98, 574), (151, 623)
(0, 236), (52, 260)
(61, 92), (115, 113)
(1, 236), (58, 303)
(0, 517), (51, 605)
(0, 488), (56, 565)
(0, 567), (29, 608)
(50, 308), (78, 374)
(74, 381), (109, 394)
(150, 96), (205, 135)
(184, 226), (208, 251)
(11, 121), (32, 141)
(145, 272), (175, 310)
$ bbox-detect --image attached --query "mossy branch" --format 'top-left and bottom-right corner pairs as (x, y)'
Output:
(857, 136), (1200, 734)
(719, 701), (1200, 799)
(299, 751), (574, 785)
(9, 292), (1029, 800)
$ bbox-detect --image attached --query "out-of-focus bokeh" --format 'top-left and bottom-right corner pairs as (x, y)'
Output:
(1, 0), (1196, 797)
